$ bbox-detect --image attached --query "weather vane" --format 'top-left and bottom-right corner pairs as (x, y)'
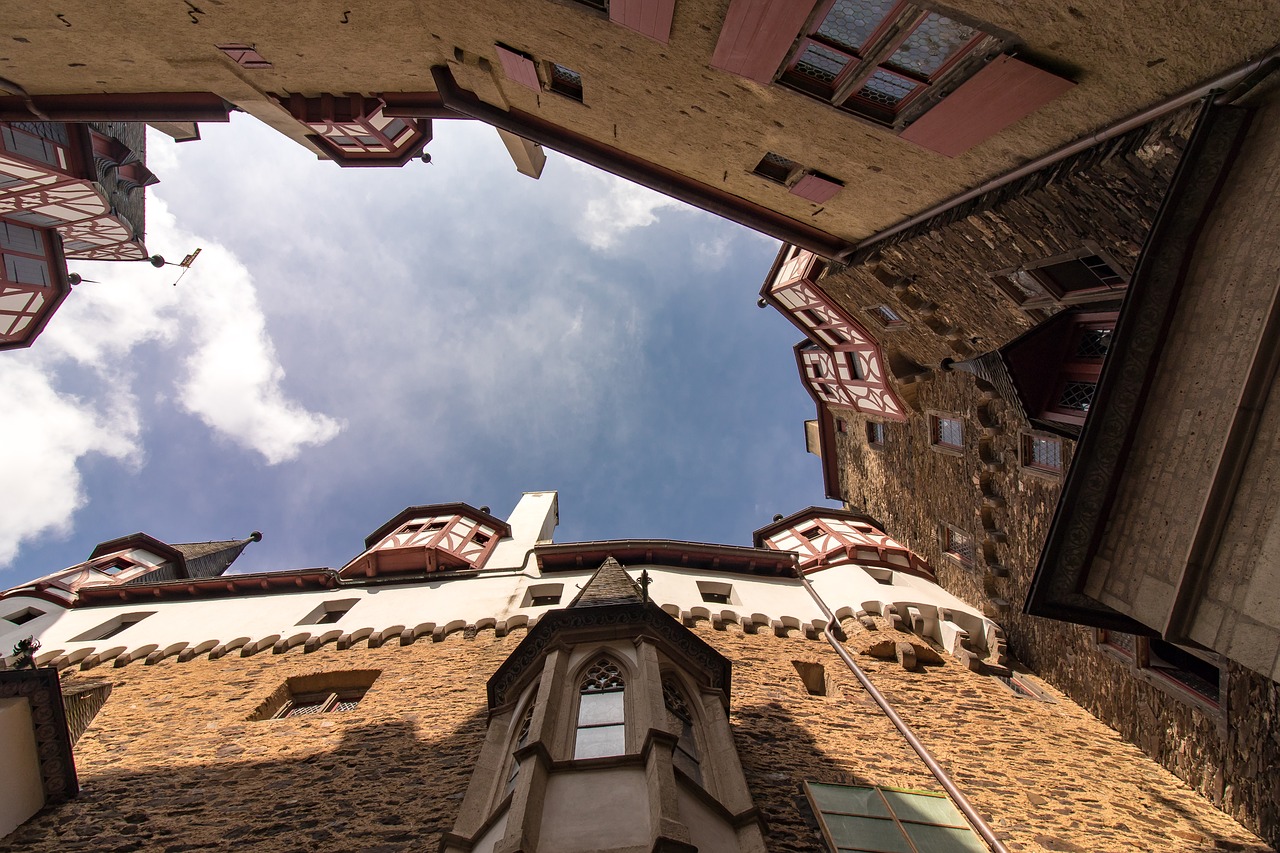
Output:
(148, 248), (203, 286)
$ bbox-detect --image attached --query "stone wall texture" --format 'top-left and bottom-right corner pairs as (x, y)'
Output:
(1, 616), (1270, 852)
(813, 102), (1280, 848)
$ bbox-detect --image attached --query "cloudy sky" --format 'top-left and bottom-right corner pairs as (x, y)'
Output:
(0, 115), (837, 585)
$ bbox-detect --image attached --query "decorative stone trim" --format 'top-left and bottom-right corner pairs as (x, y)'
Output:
(0, 668), (81, 804)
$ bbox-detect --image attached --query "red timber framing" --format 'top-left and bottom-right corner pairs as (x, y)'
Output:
(763, 245), (907, 421)
(430, 65), (848, 258)
(753, 507), (934, 580)
(0, 218), (69, 350)
(0, 122), (150, 272)
(342, 503), (511, 578)
(278, 94), (432, 167)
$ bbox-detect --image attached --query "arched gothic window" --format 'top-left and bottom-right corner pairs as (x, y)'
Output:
(574, 658), (626, 759)
(505, 688), (538, 794)
(662, 676), (701, 785)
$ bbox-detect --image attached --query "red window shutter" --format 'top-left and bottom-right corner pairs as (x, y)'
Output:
(495, 44), (541, 91)
(610, 0), (677, 43)
(711, 0), (820, 84)
(899, 55), (1075, 158)
(790, 173), (843, 203)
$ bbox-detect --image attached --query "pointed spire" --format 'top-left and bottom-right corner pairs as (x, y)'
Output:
(171, 532), (263, 580)
(567, 557), (644, 608)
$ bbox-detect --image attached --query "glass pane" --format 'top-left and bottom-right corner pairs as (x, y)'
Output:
(855, 70), (918, 108)
(795, 43), (851, 86)
(809, 783), (891, 817)
(903, 822), (987, 852)
(881, 790), (965, 826)
(886, 13), (976, 77)
(574, 723), (625, 758)
(578, 690), (624, 726)
(823, 814), (911, 852)
(816, 0), (899, 53)
(1058, 381), (1096, 411)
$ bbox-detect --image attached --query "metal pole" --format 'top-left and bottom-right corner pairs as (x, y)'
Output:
(797, 570), (1012, 853)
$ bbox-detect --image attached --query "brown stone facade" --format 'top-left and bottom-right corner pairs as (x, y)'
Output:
(805, 103), (1280, 848)
(3, 616), (1270, 852)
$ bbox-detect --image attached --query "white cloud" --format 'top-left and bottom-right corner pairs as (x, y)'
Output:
(0, 193), (342, 567)
(569, 163), (682, 250)
(0, 361), (141, 565)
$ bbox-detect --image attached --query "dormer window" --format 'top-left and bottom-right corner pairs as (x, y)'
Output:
(96, 557), (133, 576)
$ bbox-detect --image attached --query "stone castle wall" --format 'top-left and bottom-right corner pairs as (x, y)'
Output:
(3, 615), (1268, 852)
(811, 102), (1280, 846)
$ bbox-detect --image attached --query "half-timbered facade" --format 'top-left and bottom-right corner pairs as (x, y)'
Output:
(0, 121), (160, 350)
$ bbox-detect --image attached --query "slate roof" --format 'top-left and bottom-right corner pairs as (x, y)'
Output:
(566, 557), (644, 608)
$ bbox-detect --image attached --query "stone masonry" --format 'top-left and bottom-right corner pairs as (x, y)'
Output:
(2, 615), (1269, 852)
(806, 95), (1280, 847)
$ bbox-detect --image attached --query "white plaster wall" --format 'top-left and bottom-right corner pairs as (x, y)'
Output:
(0, 698), (44, 839)
(0, 492), (999, 667)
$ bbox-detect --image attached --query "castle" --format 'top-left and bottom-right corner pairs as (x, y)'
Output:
(0, 491), (1272, 850)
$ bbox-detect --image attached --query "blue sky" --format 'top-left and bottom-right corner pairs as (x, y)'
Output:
(0, 115), (838, 584)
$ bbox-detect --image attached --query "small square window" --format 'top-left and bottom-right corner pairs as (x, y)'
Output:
(942, 526), (973, 567)
(522, 583), (564, 608)
(96, 557), (134, 576)
(72, 612), (154, 642)
(992, 673), (1055, 702)
(753, 152), (798, 185)
(802, 526), (823, 541)
(472, 531), (492, 546)
(867, 422), (886, 447)
(697, 581), (734, 605)
(299, 599), (359, 626)
(792, 661), (828, 696)
(548, 63), (584, 101)
(1020, 434), (1062, 473)
(3, 607), (44, 626)
(931, 415), (963, 450)
(251, 670), (381, 721)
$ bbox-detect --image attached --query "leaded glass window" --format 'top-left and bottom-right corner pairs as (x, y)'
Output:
(506, 689), (538, 793)
(805, 782), (985, 852)
(575, 658), (626, 759)
(931, 416), (963, 449)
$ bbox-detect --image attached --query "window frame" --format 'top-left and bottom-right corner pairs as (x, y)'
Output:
(779, 0), (993, 128)
(274, 688), (368, 718)
(866, 420), (886, 449)
(1095, 630), (1222, 711)
(547, 62), (585, 102)
(573, 656), (628, 760)
(991, 244), (1129, 314)
(804, 780), (985, 853)
(1019, 432), (1064, 478)
(940, 524), (974, 568)
(929, 413), (964, 453)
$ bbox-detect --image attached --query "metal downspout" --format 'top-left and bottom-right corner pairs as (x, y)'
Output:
(797, 570), (1011, 853)
(840, 45), (1280, 262)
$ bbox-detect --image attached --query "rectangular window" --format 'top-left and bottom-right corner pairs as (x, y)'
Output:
(931, 415), (963, 449)
(805, 781), (986, 853)
(697, 581), (734, 605)
(523, 583), (564, 607)
(575, 690), (625, 758)
(298, 598), (358, 626)
(1020, 434), (1062, 473)
(1146, 639), (1220, 706)
(994, 248), (1128, 312)
(72, 612), (154, 642)
(867, 421), (886, 447)
(275, 689), (368, 718)
(869, 304), (905, 328)
(992, 673), (1055, 702)
(548, 63), (585, 101)
(3, 607), (44, 626)
(781, 1), (986, 127)
(753, 151), (798, 184)
(942, 525), (973, 566)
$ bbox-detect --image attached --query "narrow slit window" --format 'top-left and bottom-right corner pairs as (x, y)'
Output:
(662, 676), (701, 785)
